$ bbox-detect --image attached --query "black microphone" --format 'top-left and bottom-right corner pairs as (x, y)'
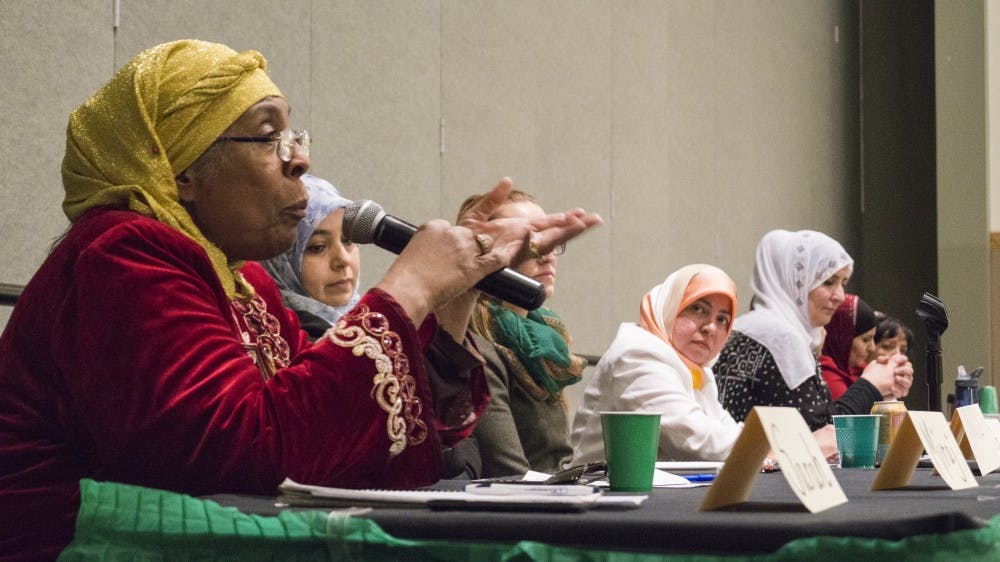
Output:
(342, 200), (547, 311)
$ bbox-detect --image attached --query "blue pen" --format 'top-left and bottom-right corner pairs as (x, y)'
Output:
(682, 473), (716, 483)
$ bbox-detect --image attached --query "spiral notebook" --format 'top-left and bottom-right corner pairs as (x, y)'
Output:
(277, 478), (647, 512)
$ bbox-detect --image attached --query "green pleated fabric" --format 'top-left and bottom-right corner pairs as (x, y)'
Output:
(59, 479), (1000, 561)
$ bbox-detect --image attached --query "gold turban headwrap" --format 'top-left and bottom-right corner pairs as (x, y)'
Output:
(61, 39), (283, 301)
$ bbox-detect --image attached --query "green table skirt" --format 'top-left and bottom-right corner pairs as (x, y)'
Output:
(58, 479), (1000, 561)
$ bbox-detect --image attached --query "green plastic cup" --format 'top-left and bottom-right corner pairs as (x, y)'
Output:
(980, 385), (998, 415)
(600, 412), (661, 491)
(833, 415), (880, 468)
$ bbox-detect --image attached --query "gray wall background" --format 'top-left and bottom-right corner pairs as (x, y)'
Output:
(0, 1), (863, 361)
(859, 0), (936, 410)
(9, 1), (991, 417)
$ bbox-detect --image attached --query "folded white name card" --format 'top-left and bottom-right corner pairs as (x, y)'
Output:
(871, 410), (977, 491)
(951, 404), (1000, 475)
(700, 406), (847, 514)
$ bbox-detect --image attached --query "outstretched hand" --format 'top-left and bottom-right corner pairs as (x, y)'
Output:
(374, 177), (602, 326)
(458, 177), (603, 267)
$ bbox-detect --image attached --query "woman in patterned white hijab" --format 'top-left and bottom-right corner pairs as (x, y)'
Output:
(714, 230), (912, 437)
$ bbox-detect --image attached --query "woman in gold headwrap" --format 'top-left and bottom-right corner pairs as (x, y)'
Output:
(0, 40), (601, 559)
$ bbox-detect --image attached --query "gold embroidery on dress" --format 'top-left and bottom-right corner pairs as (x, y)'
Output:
(231, 295), (291, 381)
(325, 304), (426, 456)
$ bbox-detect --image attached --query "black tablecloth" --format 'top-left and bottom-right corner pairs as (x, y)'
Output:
(206, 468), (1000, 556)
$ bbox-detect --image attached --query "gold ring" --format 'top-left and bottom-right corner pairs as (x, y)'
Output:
(528, 240), (543, 260)
(473, 233), (493, 256)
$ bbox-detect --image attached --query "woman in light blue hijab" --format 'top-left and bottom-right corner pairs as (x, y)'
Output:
(262, 174), (492, 477)
(261, 174), (361, 339)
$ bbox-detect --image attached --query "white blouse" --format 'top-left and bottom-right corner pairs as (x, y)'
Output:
(570, 323), (743, 464)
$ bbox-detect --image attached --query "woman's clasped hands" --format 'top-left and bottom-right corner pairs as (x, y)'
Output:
(860, 353), (914, 400)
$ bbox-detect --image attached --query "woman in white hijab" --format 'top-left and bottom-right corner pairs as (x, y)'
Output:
(714, 230), (912, 431)
(570, 264), (743, 464)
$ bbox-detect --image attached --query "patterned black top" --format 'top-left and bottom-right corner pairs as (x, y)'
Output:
(714, 331), (882, 431)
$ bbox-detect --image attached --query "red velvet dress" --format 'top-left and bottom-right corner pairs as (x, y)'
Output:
(0, 208), (485, 560)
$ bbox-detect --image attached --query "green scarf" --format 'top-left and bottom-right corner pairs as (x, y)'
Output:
(471, 299), (585, 400)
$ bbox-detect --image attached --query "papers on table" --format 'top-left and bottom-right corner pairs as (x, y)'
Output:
(277, 478), (647, 512)
(584, 468), (710, 489)
(520, 470), (553, 482)
(656, 461), (724, 473)
(500, 464), (721, 489)
(654, 469), (710, 488)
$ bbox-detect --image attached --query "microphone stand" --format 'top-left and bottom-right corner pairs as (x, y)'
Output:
(916, 292), (949, 412)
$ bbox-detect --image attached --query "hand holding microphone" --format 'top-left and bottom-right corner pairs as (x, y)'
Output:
(343, 199), (548, 312)
(342, 178), (602, 325)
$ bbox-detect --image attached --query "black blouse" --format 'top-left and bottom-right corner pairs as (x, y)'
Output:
(714, 331), (882, 431)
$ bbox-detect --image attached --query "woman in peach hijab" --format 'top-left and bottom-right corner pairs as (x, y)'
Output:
(570, 264), (743, 463)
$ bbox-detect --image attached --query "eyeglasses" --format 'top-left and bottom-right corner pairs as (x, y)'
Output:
(528, 241), (567, 261)
(214, 128), (310, 162)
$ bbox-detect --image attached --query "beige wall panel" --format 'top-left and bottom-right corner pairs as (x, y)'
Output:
(936, 2), (991, 392)
(111, 1), (311, 119)
(992, 240), (1000, 386)
(440, 1), (614, 355)
(309, 1), (442, 287)
(991, 1), (1000, 233)
(611, 0), (858, 341)
(0, 1), (108, 290)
